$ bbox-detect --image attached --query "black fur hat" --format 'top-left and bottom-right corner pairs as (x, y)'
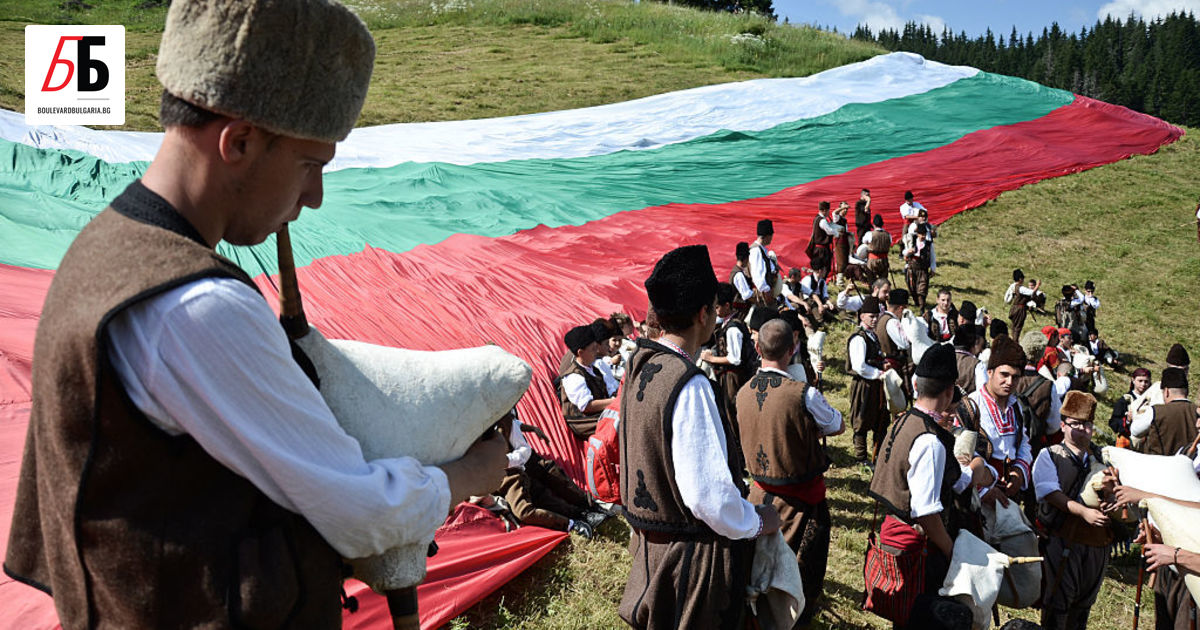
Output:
(644, 245), (719, 319)
(756, 219), (774, 236)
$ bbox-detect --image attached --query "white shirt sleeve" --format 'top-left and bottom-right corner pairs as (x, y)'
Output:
(594, 359), (620, 396)
(818, 218), (842, 236)
(799, 276), (814, 298)
(507, 417), (533, 469)
(671, 375), (761, 539)
(725, 326), (743, 366)
(806, 387), (844, 436)
(1032, 448), (1062, 501)
(1046, 381), (1063, 434)
(849, 334), (883, 380)
(838, 291), (863, 312)
(1054, 375), (1072, 400)
(563, 372), (594, 411)
(886, 317), (910, 349)
(105, 278), (451, 560)
(732, 271), (753, 300)
(1018, 285), (1035, 297)
(974, 362), (988, 392)
(908, 434), (970, 518)
(749, 246), (770, 292)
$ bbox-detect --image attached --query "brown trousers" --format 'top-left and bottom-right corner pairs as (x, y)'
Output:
(1040, 535), (1108, 630)
(849, 377), (887, 461)
(1009, 303), (1028, 343)
(500, 453), (591, 530)
(905, 266), (929, 311)
(620, 531), (753, 630)
(1155, 564), (1198, 630)
(748, 487), (831, 625)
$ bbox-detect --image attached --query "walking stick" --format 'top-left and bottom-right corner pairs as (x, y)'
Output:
(277, 224), (422, 630)
(1134, 515), (1151, 630)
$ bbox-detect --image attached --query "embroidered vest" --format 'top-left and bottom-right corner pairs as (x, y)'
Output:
(735, 372), (829, 485)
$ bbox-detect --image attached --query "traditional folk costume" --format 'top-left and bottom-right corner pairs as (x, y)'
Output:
(848, 296), (889, 463)
(902, 223), (933, 312)
(559, 326), (612, 439)
(1006, 270), (1045, 342)
(924, 306), (958, 343)
(620, 246), (761, 630)
(806, 207), (838, 274)
(729, 253), (754, 319)
(876, 290), (914, 400)
(864, 221), (892, 284)
(749, 220), (780, 307)
(736, 367), (842, 624)
(1135, 394), (1197, 457)
(966, 337), (1034, 501)
(5, 4), (419, 626)
(712, 313), (756, 428)
(1032, 392), (1113, 630)
(868, 346), (983, 627)
(832, 211), (851, 281)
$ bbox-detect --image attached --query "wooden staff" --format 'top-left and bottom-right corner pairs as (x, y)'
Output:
(1134, 515), (1151, 630)
(276, 224), (421, 630)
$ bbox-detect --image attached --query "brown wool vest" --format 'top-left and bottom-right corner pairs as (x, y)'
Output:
(1017, 372), (1054, 427)
(955, 351), (980, 393)
(869, 409), (960, 531)
(714, 316), (755, 379)
(1035, 443), (1113, 547)
(559, 360), (610, 421)
(5, 204), (342, 628)
(1144, 399), (1199, 456)
(809, 215), (832, 247)
(867, 229), (891, 255)
(875, 312), (905, 362)
(735, 371), (828, 485)
(620, 340), (747, 535)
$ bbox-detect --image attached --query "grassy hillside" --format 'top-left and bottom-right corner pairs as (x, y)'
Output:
(2, 1), (1197, 628)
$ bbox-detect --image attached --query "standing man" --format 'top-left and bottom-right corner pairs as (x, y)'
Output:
(848, 296), (891, 465)
(924, 288), (958, 342)
(736, 318), (844, 625)
(701, 283), (757, 429)
(868, 344), (995, 625)
(854, 188), (873, 245)
(620, 245), (780, 630)
(902, 209), (935, 312)
(807, 202), (841, 276)
(4, 1), (509, 625)
(750, 220), (781, 307)
(1032, 391), (1113, 630)
(1016, 331), (1064, 457)
(729, 242), (754, 318)
(1006, 269), (1043, 342)
(899, 191), (936, 273)
(967, 336), (1034, 507)
(863, 214), (892, 283)
(833, 201), (852, 284)
(1131, 367), (1196, 456)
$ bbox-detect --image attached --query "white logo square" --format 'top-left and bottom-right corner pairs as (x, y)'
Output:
(25, 25), (125, 126)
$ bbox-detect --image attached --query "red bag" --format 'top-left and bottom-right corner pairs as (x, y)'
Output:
(861, 526), (926, 626)
(584, 396), (621, 504)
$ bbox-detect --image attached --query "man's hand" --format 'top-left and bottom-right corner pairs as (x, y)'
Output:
(756, 503), (782, 536)
(1114, 484), (1151, 506)
(441, 431), (510, 510)
(982, 485), (1010, 508)
(1079, 506), (1110, 527)
(700, 349), (714, 363)
(1144, 543), (1178, 572)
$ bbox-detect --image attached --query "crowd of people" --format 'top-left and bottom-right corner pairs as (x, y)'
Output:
(545, 192), (1198, 630)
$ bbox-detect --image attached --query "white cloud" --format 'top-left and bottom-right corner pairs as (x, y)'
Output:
(831, 0), (946, 35)
(1098, 0), (1200, 21)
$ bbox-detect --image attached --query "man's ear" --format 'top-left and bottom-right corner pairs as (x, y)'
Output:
(216, 119), (258, 164)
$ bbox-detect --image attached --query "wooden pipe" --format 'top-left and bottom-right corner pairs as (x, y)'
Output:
(1134, 515), (1151, 630)
(275, 223), (421, 629)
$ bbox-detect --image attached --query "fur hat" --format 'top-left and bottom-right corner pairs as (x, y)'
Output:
(716, 282), (736, 305)
(757, 219), (774, 236)
(888, 288), (909, 306)
(1019, 331), (1046, 360)
(735, 241), (750, 261)
(1012, 268), (1024, 282)
(645, 245), (719, 319)
(1163, 367), (1189, 390)
(779, 310), (803, 338)
(590, 320), (617, 342)
(958, 300), (977, 324)
(872, 214), (884, 228)
(859, 296), (882, 316)
(988, 335), (1026, 371)
(1167, 343), (1190, 367)
(564, 325), (595, 354)
(915, 343), (958, 382)
(1061, 391), (1097, 423)
(157, 0), (375, 142)
(990, 319), (1009, 340)
(953, 327), (975, 349)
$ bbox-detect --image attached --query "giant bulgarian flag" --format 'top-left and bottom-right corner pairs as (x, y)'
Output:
(0, 52), (1182, 628)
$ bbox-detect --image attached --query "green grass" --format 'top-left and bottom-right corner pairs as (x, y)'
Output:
(0, 0), (880, 129)
(2, 0), (1197, 627)
(445, 130), (1200, 628)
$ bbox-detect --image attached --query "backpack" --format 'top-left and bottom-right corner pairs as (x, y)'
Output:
(585, 399), (621, 504)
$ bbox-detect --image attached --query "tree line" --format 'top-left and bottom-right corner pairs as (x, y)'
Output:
(849, 12), (1200, 127)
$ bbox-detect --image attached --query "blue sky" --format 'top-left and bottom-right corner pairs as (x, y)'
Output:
(775, 0), (1200, 38)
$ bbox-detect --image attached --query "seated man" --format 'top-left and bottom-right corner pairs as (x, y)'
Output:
(1086, 330), (1121, 368)
(558, 325), (616, 439)
(800, 266), (838, 326)
(837, 278), (890, 316)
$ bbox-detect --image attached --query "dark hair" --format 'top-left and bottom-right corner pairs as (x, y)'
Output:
(937, 288), (952, 298)
(715, 282), (736, 306)
(818, 200), (830, 212)
(861, 188), (870, 194)
(904, 190), (914, 200)
(159, 90), (223, 129)
(1012, 269), (1025, 282)
(914, 376), (954, 399)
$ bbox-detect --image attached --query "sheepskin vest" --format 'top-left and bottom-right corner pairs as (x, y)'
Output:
(559, 360), (610, 421)
(735, 371), (828, 485)
(955, 350), (980, 393)
(1144, 399), (1199, 457)
(620, 339), (747, 535)
(4, 187), (342, 629)
(869, 409), (961, 533)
